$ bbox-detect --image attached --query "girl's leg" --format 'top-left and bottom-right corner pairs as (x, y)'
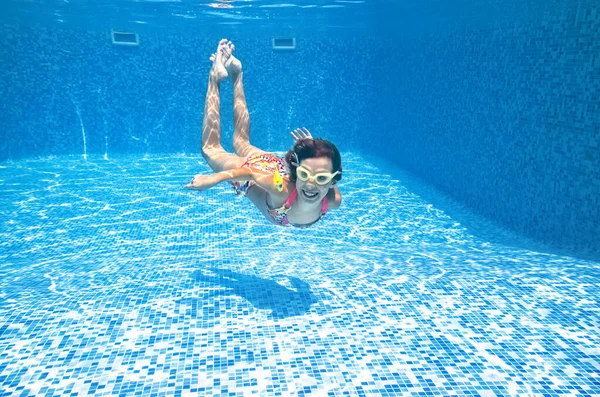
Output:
(222, 42), (267, 159)
(202, 40), (245, 172)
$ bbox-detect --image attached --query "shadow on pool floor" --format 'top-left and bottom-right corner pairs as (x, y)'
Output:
(192, 268), (318, 319)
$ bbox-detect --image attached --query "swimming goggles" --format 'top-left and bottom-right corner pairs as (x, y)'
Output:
(296, 166), (340, 185)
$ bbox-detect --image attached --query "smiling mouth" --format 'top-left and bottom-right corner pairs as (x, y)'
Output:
(302, 189), (318, 199)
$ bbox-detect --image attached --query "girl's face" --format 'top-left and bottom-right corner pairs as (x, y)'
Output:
(295, 157), (336, 204)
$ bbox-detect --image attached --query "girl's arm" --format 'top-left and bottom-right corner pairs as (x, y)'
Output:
(327, 185), (342, 209)
(185, 167), (290, 197)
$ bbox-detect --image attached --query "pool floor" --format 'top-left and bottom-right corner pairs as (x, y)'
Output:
(1, 154), (599, 396)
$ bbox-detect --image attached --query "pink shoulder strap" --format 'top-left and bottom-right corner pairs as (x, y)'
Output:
(285, 188), (299, 207)
(321, 194), (328, 214)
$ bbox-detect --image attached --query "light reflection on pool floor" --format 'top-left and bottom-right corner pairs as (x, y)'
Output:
(1, 154), (599, 396)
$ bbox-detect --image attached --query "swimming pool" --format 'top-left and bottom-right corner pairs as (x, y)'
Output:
(1, 153), (599, 395)
(2, 0), (600, 395)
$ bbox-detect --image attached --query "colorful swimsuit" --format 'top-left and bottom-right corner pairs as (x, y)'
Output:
(232, 153), (329, 228)
(267, 187), (328, 228)
(231, 153), (288, 196)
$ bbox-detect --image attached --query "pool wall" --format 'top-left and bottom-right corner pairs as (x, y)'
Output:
(371, 4), (600, 258)
(0, 28), (368, 161)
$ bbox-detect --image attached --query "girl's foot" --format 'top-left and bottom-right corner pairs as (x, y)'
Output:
(209, 39), (229, 83)
(222, 41), (242, 79)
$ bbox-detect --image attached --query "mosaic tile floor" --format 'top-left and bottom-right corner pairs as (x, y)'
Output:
(1, 154), (599, 396)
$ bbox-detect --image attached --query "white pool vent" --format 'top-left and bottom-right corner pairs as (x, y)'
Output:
(272, 37), (296, 51)
(111, 31), (139, 46)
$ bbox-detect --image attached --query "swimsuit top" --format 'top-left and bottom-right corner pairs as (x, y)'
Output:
(267, 187), (328, 228)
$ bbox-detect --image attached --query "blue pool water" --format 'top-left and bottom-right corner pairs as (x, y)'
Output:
(2, 0), (600, 396)
(1, 153), (599, 395)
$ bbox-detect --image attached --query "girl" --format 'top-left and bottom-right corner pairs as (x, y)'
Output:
(186, 39), (342, 228)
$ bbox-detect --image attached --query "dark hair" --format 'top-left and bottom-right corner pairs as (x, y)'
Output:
(284, 138), (342, 184)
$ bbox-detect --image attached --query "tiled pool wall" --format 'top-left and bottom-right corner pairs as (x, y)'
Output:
(370, 4), (600, 259)
(0, 28), (369, 161)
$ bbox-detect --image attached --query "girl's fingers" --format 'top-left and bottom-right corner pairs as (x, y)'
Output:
(291, 128), (312, 141)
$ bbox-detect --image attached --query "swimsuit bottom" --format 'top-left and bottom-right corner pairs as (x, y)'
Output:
(231, 153), (288, 196)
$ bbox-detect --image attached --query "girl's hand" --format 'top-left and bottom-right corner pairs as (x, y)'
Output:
(185, 174), (219, 191)
(290, 127), (313, 143)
